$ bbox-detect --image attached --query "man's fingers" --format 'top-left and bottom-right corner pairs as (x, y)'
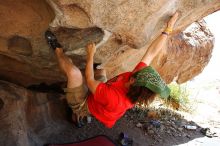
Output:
(86, 42), (95, 49)
(171, 12), (179, 23)
(168, 11), (179, 28)
(86, 42), (96, 56)
(91, 43), (96, 49)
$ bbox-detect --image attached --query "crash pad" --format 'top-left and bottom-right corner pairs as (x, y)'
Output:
(46, 135), (117, 146)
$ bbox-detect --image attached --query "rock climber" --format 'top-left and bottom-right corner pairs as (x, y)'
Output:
(45, 12), (179, 128)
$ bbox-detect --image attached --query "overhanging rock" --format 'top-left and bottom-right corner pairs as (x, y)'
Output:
(0, 0), (218, 86)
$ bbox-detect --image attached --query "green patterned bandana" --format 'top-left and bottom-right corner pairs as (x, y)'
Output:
(133, 66), (170, 99)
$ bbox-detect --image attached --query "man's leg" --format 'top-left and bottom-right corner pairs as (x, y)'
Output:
(55, 47), (83, 89)
(55, 48), (89, 128)
(45, 30), (83, 88)
(45, 30), (87, 127)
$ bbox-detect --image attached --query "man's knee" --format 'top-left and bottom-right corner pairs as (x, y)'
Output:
(66, 66), (82, 79)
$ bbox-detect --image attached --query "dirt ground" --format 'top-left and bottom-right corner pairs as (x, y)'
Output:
(41, 79), (220, 146)
(41, 108), (202, 146)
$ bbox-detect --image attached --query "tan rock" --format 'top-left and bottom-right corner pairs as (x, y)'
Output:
(103, 20), (214, 84)
(0, 80), (67, 146)
(0, 0), (218, 86)
(0, 0), (54, 38)
(48, 0), (220, 48)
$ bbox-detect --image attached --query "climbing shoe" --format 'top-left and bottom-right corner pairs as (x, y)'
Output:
(72, 113), (86, 128)
(45, 30), (62, 50)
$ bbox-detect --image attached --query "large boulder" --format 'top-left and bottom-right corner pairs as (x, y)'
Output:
(154, 20), (214, 84)
(0, 0), (219, 86)
(103, 20), (214, 83)
(0, 80), (68, 146)
(48, 0), (219, 48)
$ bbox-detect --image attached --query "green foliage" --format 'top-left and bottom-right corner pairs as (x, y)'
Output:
(169, 83), (189, 103)
(162, 82), (190, 111)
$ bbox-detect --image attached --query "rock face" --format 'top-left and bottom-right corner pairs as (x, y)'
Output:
(154, 20), (214, 84)
(0, 1), (218, 146)
(0, 80), (69, 146)
(103, 20), (214, 83)
(48, 0), (218, 48)
(0, 0), (219, 87)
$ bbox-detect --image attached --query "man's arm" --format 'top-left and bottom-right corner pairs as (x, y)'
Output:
(85, 43), (101, 94)
(141, 12), (179, 65)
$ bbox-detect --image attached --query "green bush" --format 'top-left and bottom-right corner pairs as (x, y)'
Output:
(162, 82), (190, 111)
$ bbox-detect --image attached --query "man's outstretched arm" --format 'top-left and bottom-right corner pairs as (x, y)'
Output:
(141, 12), (179, 65)
(85, 43), (101, 94)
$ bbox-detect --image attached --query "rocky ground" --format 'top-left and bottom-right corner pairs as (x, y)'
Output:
(42, 80), (220, 146)
(42, 108), (202, 146)
(42, 101), (215, 146)
(1, 78), (219, 146)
